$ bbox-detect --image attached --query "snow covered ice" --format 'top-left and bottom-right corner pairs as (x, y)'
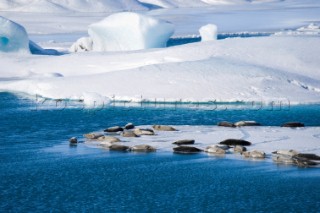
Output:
(0, 1), (320, 104)
(199, 24), (218, 41)
(0, 16), (30, 53)
(87, 12), (174, 51)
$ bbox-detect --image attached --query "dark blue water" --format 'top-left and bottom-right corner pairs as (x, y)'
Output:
(1, 92), (320, 212)
(167, 33), (271, 47)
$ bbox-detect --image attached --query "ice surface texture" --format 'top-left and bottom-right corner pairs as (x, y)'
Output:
(88, 12), (174, 51)
(0, 16), (30, 53)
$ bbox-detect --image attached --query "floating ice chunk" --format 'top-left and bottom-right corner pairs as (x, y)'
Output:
(70, 37), (93, 53)
(88, 12), (174, 51)
(199, 24), (218, 41)
(0, 16), (30, 53)
(81, 92), (111, 108)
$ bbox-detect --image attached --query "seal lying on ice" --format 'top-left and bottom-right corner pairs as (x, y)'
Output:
(173, 146), (202, 154)
(219, 139), (251, 146)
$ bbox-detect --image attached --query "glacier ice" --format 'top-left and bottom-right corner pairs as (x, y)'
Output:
(0, 16), (30, 53)
(199, 24), (218, 41)
(88, 12), (174, 51)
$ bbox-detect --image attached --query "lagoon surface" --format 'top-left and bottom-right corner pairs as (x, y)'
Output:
(1, 92), (320, 212)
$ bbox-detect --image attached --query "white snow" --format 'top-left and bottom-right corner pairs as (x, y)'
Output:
(1, 36), (319, 103)
(0, 16), (30, 53)
(0, 0), (148, 13)
(199, 24), (218, 41)
(87, 12), (174, 51)
(0, 0), (320, 104)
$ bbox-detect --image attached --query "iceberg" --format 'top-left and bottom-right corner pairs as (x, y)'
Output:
(199, 24), (218, 41)
(0, 16), (30, 53)
(88, 12), (174, 51)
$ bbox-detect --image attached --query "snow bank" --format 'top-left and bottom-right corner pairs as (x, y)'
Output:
(0, 0), (147, 13)
(199, 24), (218, 41)
(0, 16), (30, 53)
(1, 36), (320, 104)
(275, 23), (320, 36)
(88, 12), (174, 51)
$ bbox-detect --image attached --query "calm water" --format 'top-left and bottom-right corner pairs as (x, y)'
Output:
(1, 92), (320, 212)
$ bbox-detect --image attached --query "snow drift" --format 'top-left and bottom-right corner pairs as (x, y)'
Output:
(87, 12), (174, 52)
(0, 16), (30, 53)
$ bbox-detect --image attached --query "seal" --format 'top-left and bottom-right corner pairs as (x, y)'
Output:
(130, 144), (156, 152)
(204, 145), (226, 154)
(292, 156), (318, 167)
(173, 146), (202, 154)
(233, 145), (247, 153)
(172, 139), (195, 145)
(242, 150), (266, 158)
(296, 153), (320, 161)
(272, 150), (299, 165)
(281, 122), (305, 127)
(84, 133), (104, 139)
(124, 123), (135, 130)
(272, 150), (299, 157)
(217, 121), (236, 128)
(153, 125), (177, 131)
(133, 128), (155, 136)
(97, 136), (121, 142)
(69, 137), (78, 144)
(104, 126), (124, 133)
(234, 121), (261, 127)
(219, 139), (251, 146)
(109, 144), (130, 151)
(121, 131), (139, 137)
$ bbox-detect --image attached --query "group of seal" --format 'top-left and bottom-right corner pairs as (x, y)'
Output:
(76, 123), (180, 152)
(272, 150), (320, 167)
(218, 120), (305, 128)
(69, 121), (318, 168)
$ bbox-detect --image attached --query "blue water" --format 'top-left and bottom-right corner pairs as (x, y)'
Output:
(1, 92), (320, 212)
(167, 33), (271, 47)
